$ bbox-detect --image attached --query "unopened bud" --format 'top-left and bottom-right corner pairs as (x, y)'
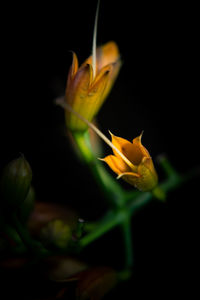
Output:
(40, 219), (72, 249)
(0, 156), (32, 210)
(19, 186), (35, 223)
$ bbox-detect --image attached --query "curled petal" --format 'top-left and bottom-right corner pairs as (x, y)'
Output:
(117, 172), (141, 189)
(66, 52), (79, 92)
(66, 64), (91, 103)
(65, 64), (92, 130)
(132, 133), (150, 160)
(72, 64), (92, 95)
(86, 67), (111, 118)
(71, 52), (79, 78)
(101, 155), (131, 175)
(102, 59), (122, 100)
(97, 41), (120, 71)
(83, 41), (120, 75)
(109, 132), (140, 168)
(117, 172), (140, 180)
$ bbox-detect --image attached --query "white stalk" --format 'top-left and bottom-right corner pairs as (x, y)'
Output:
(92, 0), (100, 79)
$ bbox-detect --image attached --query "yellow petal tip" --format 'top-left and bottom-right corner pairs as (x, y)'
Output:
(108, 130), (114, 137)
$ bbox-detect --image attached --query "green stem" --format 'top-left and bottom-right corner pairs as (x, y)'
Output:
(122, 216), (133, 269)
(157, 154), (179, 177)
(71, 130), (200, 272)
(128, 192), (152, 214)
(11, 213), (49, 256)
(79, 210), (126, 248)
(79, 162), (199, 249)
(79, 192), (153, 250)
(73, 131), (125, 208)
(73, 131), (94, 163)
(89, 162), (124, 207)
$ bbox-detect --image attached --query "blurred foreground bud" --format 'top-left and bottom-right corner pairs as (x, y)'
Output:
(101, 132), (158, 191)
(28, 202), (78, 235)
(76, 267), (117, 300)
(0, 156), (32, 209)
(65, 41), (121, 131)
(45, 256), (87, 282)
(40, 219), (72, 249)
(19, 186), (35, 223)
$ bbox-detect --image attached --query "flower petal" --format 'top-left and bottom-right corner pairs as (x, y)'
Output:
(109, 132), (140, 167)
(117, 172), (140, 180)
(91, 64), (112, 86)
(66, 52), (79, 92)
(132, 133), (151, 160)
(66, 64), (91, 104)
(97, 41), (120, 71)
(84, 69), (110, 121)
(101, 155), (131, 175)
(65, 64), (92, 130)
(71, 52), (79, 78)
(82, 41), (120, 76)
(102, 59), (122, 100)
(117, 172), (141, 188)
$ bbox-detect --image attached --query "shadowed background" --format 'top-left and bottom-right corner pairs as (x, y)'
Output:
(0, 0), (199, 298)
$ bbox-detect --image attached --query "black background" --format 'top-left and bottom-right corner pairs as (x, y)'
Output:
(0, 0), (199, 298)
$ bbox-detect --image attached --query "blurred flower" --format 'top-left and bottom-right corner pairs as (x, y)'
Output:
(101, 132), (158, 191)
(28, 202), (78, 236)
(55, 266), (117, 300)
(65, 41), (121, 131)
(76, 267), (117, 300)
(45, 256), (87, 282)
(0, 156), (32, 210)
(40, 219), (72, 249)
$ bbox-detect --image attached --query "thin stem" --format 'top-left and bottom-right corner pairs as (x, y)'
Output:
(73, 131), (94, 163)
(79, 210), (126, 248)
(89, 162), (125, 207)
(128, 192), (152, 214)
(11, 212), (49, 256)
(73, 131), (125, 207)
(157, 154), (179, 178)
(121, 216), (133, 269)
(92, 0), (100, 79)
(79, 163), (198, 250)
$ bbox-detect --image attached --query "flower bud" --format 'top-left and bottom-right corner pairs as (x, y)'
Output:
(19, 186), (35, 223)
(0, 156), (32, 210)
(40, 219), (72, 249)
(76, 267), (117, 300)
(65, 41), (121, 132)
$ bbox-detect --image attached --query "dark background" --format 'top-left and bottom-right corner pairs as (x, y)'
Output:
(1, 0), (199, 298)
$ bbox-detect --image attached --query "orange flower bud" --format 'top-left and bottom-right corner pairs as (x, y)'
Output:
(65, 41), (121, 131)
(101, 132), (158, 192)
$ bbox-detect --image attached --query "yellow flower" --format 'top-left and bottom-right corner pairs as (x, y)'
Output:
(101, 132), (158, 192)
(65, 41), (121, 131)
